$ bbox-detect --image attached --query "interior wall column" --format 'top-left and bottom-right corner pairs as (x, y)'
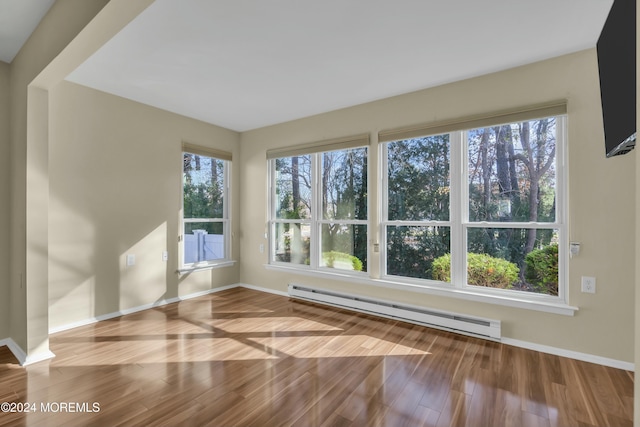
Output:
(23, 85), (54, 364)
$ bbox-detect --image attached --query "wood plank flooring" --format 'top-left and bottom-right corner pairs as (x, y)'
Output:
(0, 287), (634, 426)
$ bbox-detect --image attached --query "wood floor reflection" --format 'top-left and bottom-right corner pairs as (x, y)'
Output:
(0, 287), (634, 426)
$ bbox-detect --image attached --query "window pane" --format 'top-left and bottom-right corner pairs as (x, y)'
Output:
(273, 222), (310, 265)
(387, 135), (450, 221)
(275, 156), (312, 219)
(386, 225), (450, 281)
(467, 118), (556, 222)
(321, 148), (367, 220)
(183, 222), (225, 263)
(320, 224), (367, 272)
(183, 154), (225, 219)
(467, 228), (559, 295)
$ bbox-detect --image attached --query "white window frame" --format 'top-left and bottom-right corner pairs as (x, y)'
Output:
(380, 115), (568, 304)
(268, 145), (369, 276)
(179, 147), (233, 272)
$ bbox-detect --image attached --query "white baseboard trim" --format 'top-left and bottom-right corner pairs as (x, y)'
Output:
(501, 337), (634, 371)
(24, 349), (56, 366)
(238, 283), (289, 297)
(49, 284), (240, 334)
(0, 338), (55, 366)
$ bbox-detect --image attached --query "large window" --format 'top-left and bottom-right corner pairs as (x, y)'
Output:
(269, 136), (368, 273)
(182, 143), (231, 268)
(266, 104), (567, 306)
(382, 113), (565, 298)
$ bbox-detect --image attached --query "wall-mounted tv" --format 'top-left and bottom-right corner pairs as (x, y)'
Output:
(597, 0), (636, 157)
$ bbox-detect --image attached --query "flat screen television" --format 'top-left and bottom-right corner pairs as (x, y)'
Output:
(597, 0), (636, 157)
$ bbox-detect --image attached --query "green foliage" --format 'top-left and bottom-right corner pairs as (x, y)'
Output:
(183, 154), (224, 219)
(276, 151), (368, 270)
(387, 136), (450, 221)
(432, 253), (519, 289)
(386, 226), (450, 280)
(322, 251), (363, 271)
(431, 254), (452, 282)
(524, 244), (558, 295)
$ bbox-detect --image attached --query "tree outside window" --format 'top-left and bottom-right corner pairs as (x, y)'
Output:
(271, 146), (368, 272)
(384, 116), (563, 296)
(182, 151), (230, 265)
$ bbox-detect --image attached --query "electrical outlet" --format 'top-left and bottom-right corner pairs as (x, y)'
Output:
(259, 244), (265, 253)
(581, 276), (596, 293)
(162, 251), (168, 262)
(126, 254), (136, 266)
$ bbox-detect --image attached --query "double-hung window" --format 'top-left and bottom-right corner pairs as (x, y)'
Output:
(381, 103), (567, 300)
(268, 135), (369, 273)
(181, 142), (232, 269)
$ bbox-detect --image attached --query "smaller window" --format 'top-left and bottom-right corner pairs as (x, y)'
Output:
(182, 148), (231, 268)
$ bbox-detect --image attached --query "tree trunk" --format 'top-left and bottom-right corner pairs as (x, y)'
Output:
(507, 134), (519, 196)
(480, 128), (492, 220)
(322, 153), (331, 218)
(520, 121), (538, 254)
(183, 153), (192, 184)
(291, 156), (300, 215)
(495, 126), (511, 198)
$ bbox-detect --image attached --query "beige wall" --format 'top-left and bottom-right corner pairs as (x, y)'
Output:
(3, 0), (635, 373)
(0, 61), (9, 339)
(240, 48), (636, 363)
(48, 81), (240, 330)
(634, 3), (639, 424)
(8, 0), (110, 351)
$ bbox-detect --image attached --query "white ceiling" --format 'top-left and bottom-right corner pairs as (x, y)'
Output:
(0, 0), (54, 63)
(47, 1), (616, 131)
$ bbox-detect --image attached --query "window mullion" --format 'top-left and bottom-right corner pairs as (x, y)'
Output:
(268, 160), (274, 262)
(226, 162), (232, 261)
(450, 131), (465, 289)
(380, 142), (389, 277)
(557, 116), (568, 303)
(310, 153), (321, 269)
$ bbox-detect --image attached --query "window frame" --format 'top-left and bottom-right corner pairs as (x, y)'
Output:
(179, 146), (233, 272)
(268, 142), (369, 275)
(380, 115), (568, 304)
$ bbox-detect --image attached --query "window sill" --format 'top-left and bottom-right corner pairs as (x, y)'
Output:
(178, 260), (237, 275)
(264, 263), (578, 316)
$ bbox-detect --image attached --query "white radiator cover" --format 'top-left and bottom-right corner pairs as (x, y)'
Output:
(288, 284), (501, 340)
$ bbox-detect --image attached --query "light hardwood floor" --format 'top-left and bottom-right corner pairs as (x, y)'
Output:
(0, 287), (634, 426)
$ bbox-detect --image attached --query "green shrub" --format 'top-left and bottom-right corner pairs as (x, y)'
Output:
(322, 251), (363, 271)
(432, 253), (519, 289)
(432, 254), (452, 282)
(525, 244), (558, 295)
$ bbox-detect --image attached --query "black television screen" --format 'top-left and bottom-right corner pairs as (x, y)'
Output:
(597, 0), (636, 157)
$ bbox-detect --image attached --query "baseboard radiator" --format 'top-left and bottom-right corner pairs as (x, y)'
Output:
(288, 284), (501, 340)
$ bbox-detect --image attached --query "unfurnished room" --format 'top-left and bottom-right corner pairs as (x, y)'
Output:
(0, 0), (639, 426)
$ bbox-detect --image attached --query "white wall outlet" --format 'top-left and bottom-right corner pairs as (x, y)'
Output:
(126, 254), (136, 266)
(581, 276), (596, 293)
(259, 244), (265, 253)
(162, 251), (168, 262)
